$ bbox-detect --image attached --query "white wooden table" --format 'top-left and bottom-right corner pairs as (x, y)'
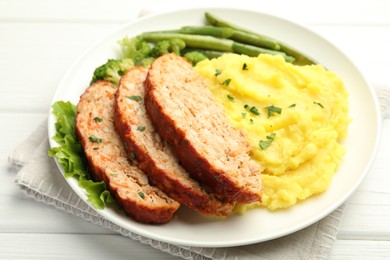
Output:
(1, 0), (389, 259)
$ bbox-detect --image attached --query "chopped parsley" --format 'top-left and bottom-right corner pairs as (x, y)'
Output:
(137, 126), (145, 131)
(222, 78), (231, 86)
(242, 63), (248, 70)
(93, 116), (103, 122)
(89, 135), (103, 143)
(250, 107), (260, 115)
(138, 192), (145, 199)
(241, 112), (247, 118)
(129, 152), (136, 160)
(259, 133), (276, 150)
(265, 105), (282, 118)
(314, 101), (324, 108)
(250, 118), (254, 124)
(227, 95), (235, 102)
(126, 95), (142, 102)
(215, 69), (222, 76)
(244, 104), (260, 115)
(289, 104), (296, 108)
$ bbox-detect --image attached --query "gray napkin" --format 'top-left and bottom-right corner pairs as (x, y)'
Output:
(8, 86), (390, 260)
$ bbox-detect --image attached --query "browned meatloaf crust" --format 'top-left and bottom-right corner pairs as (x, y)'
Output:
(144, 53), (262, 204)
(115, 67), (235, 216)
(76, 80), (179, 224)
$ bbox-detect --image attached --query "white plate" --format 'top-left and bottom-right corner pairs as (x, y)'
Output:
(48, 7), (382, 247)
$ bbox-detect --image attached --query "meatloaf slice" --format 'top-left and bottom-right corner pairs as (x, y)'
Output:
(76, 80), (179, 224)
(115, 67), (234, 216)
(145, 53), (262, 204)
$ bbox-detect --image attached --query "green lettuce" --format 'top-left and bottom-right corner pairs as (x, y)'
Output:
(48, 101), (115, 209)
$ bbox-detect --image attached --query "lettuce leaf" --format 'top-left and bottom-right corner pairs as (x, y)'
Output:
(48, 101), (115, 210)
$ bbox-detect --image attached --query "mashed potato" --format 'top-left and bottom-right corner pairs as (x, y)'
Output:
(194, 53), (349, 210)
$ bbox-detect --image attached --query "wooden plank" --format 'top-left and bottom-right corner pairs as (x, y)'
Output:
(0, 113), (46, 156)
(337, 120), (390, 238)
(338, 203), (390, 240)
(0, 0), (389, 25)
(0, 23), (119, 114)
(1, 2), (389, 258)
(330, 240), (390, 259)
(311, 26), (390, 84)
(1, 233), (389, 260)
(0, 233), (180, 259)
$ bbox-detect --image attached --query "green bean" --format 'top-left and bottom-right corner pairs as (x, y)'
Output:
(141, 32), (295, 62)
(205, 12), (316, 65)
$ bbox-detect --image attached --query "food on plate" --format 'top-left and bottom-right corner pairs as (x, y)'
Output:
(115, 67), (235, 216)
(49, 11), (349, 222)
(145, 53), (263, 204)
(75, 80), (179, 223)
(194, 53), (349, 210)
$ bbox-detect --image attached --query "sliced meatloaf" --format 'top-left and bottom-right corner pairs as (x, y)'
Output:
(115, 67), (234, 216)
(144, 53), (262, 204)
(76, 80), (179, 224)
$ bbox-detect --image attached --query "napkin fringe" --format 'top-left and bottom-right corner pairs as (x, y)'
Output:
(378, 87), (390, 118)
